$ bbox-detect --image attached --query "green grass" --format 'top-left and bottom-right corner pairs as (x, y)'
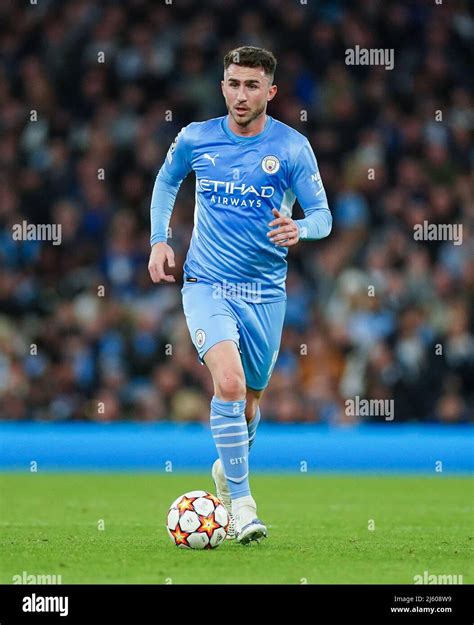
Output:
(0, 473), (472, 584)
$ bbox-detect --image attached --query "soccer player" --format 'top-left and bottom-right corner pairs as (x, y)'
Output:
(149, 46), (331, 544)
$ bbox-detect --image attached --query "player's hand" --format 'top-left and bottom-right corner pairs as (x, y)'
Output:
(267, 208), (300, 247)
(148, 242), (176, 283)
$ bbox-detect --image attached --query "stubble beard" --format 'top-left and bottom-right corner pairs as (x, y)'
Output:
(229, 102), (267, 127)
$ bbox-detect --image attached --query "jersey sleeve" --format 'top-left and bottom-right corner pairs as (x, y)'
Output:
(289, 139), (332, 241)
(150, 126), (193, 246)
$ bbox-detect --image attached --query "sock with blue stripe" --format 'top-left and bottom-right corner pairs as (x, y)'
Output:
(210, 396), (250, 500)
(248, 407), (261, 451)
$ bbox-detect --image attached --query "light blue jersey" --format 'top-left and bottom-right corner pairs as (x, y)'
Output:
(150, 115), (331, 302)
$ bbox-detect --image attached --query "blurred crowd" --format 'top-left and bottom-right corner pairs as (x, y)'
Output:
(0, 0), (473, 422)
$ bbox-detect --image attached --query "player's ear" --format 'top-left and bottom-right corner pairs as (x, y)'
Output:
(267, 84), (277, 101)
(221, 80), (225, 96)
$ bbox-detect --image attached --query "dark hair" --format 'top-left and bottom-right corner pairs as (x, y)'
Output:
(223, 46), (277, 83)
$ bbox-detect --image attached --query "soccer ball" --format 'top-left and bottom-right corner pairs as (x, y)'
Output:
(166, 490), (229, 549)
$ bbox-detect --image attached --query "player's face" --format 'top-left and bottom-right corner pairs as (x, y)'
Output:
(221, 65), (277, 127)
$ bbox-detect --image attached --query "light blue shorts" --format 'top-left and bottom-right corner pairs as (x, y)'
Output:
(181, 281), (286, 391)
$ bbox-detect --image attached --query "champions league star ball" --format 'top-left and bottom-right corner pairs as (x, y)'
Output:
(166, 490), (229, 549)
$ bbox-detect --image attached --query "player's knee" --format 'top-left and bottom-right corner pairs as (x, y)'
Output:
(215, 372), (246, 402)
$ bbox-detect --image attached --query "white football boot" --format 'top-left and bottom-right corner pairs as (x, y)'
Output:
(211, 459), (236, 540)
(232, 495), (267, 545)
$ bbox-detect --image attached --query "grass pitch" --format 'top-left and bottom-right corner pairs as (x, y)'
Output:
(1, 473), (472, 584)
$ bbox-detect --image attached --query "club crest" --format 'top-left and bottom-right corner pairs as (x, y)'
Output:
(262, 155), (280, 174)
(195, 329), (206, 348)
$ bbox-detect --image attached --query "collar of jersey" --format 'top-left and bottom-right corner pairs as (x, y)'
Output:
(222, 115), (273, 144)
